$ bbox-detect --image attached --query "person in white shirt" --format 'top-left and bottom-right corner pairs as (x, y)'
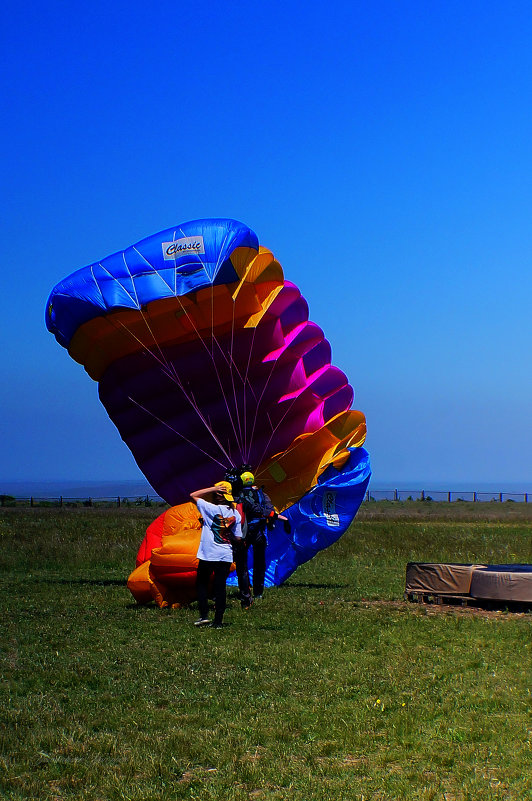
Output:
(190, 481), (243, 628)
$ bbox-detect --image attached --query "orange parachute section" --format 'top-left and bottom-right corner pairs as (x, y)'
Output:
(258, 409), (367, 511)
(127, 501), (236, 607)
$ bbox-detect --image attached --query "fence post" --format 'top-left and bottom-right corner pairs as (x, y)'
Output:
(473, 492), (477, 503)
(448, 491), (451, 502)
(499, 492), (503, 503)
(117, 496), (121, 508)
(30, 496), (34, 507)
(421, 489), (425, 501)
(394, 489), (398, 501)
(59, 496), (63, 507)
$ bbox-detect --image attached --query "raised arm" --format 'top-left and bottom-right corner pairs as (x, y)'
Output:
(190, 486), (219, 502)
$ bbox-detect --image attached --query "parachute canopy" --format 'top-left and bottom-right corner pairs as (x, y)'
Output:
(46, 218), (369, 512)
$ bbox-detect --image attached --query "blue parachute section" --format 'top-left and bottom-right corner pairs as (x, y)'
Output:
(46, 218), (258, 348)
(228, 447), (371, 588)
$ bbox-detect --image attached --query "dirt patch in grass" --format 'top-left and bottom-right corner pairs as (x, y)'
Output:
(356, 598), (532, 619)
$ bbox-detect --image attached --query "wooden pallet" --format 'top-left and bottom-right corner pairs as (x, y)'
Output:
(404, 591), (471, 606)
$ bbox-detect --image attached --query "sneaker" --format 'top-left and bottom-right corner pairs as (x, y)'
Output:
(254, 594), (264, 601)
(194, 618), (210, 627)
(211, 621), (224, 629)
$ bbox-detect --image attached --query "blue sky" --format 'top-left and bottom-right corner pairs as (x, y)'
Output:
(1, 0), (531, 489)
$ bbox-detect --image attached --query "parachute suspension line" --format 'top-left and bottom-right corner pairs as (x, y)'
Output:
(112, 234), (246, 467)
(110, 316), (175, 378)
(255, 379), (319, 469)
(87, 266), (109, 314)
(239, 322), (272, 462)
(174, 291), (244, 458)
(138, 311), (176, 379)
(132, 245), (176, 296)
(168, 224), (211, 295)
(90, 261), (139, 311)
(120, 252), (142, 309)
(112, 247), (240, 464)
(190, 236), (245, 458)
(102, 256), (178, 381)
(168, 380), (234, 465)
(109, 311), (185, 394)
(168, 227), (245, 461)
(206, 279), (246, 460)
(240, 290), (309, 462)
(169, 226), (194, 294)
(246, 293), (311, 466)
(138, 229), (247, 463)
(254, 418), (309, 483)
(239, 316), (256, 462)
(235, 322), (266, 463)
(121, 248), (183, 383)
(127, 396), (230, 469)
(226, 345), (261, 465)
(107, 315), (233, 465)
(209, 230), (248, 460)
(228, 286), (246, 461)
(244, 341), (283, 463)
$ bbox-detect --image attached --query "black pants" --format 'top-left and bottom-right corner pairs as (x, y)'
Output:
(196, 560), (231, 624)
(234, 529), (267, 602)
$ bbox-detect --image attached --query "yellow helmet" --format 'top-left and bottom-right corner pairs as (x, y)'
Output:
(240, 471), (255, 487)
(214, 481), (234, 502)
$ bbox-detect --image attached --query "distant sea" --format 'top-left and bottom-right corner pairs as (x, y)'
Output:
(0, 479), (163, 500)
(0, 478), (530, 499)
(369, 479), (531, 493)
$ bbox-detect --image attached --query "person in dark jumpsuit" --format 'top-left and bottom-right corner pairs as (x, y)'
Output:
(234, 471), (276, 607)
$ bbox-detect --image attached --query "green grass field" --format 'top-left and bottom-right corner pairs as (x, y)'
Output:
(1, 503), (531, 800)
